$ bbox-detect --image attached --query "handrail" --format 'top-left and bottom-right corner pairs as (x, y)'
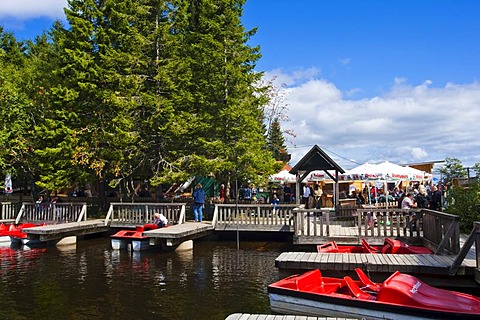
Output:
(77, 204), (88, 222)
(178, 204), (186, 225)
(14, 202), (87, 224)
(106, 202), (186, 226)
(293, 208), (332, 237)
(104, 205), (114, 226)
(1, 201), (21, 221)
(449, 221), (480, 275)
(15, 204), (26, 224)
(215, 203), (297, 227)
(211, 205), (219, 229)
(355, 208), (418, 238)
(422, 209), (460, 254)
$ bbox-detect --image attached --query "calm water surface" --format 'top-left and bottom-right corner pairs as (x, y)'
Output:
(0, 237), (295, 320)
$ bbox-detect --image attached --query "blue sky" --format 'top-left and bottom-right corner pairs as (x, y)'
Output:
(2, 0), (480, 170)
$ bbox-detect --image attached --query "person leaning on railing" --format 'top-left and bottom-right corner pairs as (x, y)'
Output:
(401, 193), (418, 231)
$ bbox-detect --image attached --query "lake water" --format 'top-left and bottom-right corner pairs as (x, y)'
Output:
(0, 237), (296, 320)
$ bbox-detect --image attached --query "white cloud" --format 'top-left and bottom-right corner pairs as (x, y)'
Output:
(0, 0), (67, 20)
(410, 147), (428, 160)
(340, 58), (351, 65)
(268, 71), (480, 168)
(264, 67), (320, 87)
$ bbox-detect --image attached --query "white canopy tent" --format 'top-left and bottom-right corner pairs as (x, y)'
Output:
(342, 161), (431, 182)
(269, 169), (296, 184)
(340, 161), (432, 205)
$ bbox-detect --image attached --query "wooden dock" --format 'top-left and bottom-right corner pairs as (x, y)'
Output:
(143, 221), (214, 247)
(225, 314), (354, 320)
(7, 201), (480, 285)
(275, 251), (476, 276)
(23, 219), (109, 242)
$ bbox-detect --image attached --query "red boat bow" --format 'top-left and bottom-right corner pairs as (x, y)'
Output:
(268, 268), (480, 318)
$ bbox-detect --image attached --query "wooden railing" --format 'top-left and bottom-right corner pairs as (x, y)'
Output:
(104, 203), (186, 227)
(213, 204), (297, 231)
(422, 209), (460, 255)
(293, 208), (333, 237)
(449, 221), (480, 276)
(15, 203), (87, 224)
(1, 202), (22, 221)
(356, 207), (419, 238)
(291, 206), (462, 248)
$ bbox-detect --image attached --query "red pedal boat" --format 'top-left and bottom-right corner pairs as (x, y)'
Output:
(317, 238), (432, 254)
(111, 224), (161, 251)
(268, 268), (480, 319)
(1, 223), (42, 245)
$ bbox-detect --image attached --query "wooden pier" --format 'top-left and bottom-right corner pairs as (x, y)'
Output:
(23, 219), (108, 242)
(4, 200), (480, 285)
(144, 221), (214, 247)
(274, 251), (476, 276)
(225, 314), (354, 320)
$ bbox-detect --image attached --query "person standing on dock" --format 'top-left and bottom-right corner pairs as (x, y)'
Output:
(302, 183), (312, 208)
(193, 183), (206, 222)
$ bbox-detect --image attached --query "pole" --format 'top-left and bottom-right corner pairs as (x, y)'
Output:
(235, 175), (239, 250)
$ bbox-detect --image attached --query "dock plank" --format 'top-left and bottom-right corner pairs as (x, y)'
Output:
(225, 314), (355, 320)
(23, 219), (108, 241)
(143, 222), (213, 239)
(275, 251), (475, 278)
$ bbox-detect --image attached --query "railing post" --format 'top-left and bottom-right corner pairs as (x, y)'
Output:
(15, 204), (26, 224)
(325, 210), (330, 236)
(104, 204), (114, 226)
(77, 204), (88, 222)
(449, 222), (479, 275)
(212, 204), (218, 228)
(178, 204), (186, 224)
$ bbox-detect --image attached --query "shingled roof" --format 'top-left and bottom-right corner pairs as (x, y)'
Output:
(289, 145), (345, 176)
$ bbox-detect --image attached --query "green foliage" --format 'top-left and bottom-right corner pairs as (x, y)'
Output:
(0, 0), (278, 195)
(437, 157), (467, 185)
(444, 182), (480, 232)
(267, 118), (289, 162)
(0, 30), (33, 176)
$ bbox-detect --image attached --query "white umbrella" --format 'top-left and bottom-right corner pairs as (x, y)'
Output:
(269, 170), (296, 184)
(346, 161), (428, 181)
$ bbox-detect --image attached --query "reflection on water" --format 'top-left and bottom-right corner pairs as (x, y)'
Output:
(0, 238), (294, 320)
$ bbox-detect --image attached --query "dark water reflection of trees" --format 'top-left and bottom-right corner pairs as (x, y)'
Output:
(0, 238), (295, 320)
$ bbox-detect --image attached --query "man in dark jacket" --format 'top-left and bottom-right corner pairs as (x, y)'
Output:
(193, 183), (206, 222)
(429, 185), (442, 211)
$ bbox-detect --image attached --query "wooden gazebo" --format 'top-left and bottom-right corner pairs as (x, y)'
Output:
(289, 145), (345, 207)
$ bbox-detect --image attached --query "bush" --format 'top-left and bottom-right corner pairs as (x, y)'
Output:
(444, 182), (480, 232)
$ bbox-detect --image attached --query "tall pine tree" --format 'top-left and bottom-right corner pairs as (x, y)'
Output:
(148, 0), (278, 187)
(35, 0), (148, 193)
(267, 117), (289, 163)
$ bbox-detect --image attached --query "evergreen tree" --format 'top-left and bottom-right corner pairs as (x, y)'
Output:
(0, 29), (31, 175)
(34, 0), (148, 193)
(267, 117), (289, 163)
(149, 0), (279, 187)
(2, 0), (280, 197)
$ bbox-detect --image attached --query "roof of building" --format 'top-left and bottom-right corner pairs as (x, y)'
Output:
(289, 145), (345, 175)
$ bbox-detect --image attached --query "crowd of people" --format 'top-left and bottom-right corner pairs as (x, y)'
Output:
(343, 181), (444, 211)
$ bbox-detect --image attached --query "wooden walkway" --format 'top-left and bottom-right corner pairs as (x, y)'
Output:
(23, 219), (109, 242)
(225, 314), (354, 320)
(143, 221), (214, 247)
(275, 251), (476, 276)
